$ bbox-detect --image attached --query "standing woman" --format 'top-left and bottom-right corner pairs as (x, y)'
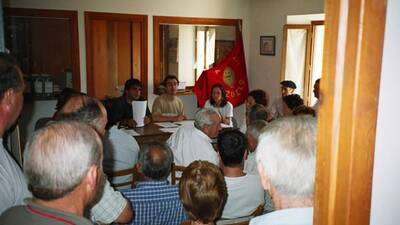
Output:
(204, 84), (233, 126)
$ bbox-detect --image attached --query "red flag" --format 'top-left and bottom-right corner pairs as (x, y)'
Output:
(194, 32), (249, 107)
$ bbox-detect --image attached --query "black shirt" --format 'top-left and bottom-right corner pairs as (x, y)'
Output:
(102, 96), (151, 127)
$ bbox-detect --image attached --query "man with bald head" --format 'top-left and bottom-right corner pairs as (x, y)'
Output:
(122, 143), (187, 225)
(57, 95), (134, 224)
(0, 121), (105, 225)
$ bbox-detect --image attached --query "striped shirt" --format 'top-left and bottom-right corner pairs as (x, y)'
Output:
(122, 181), (187, 225)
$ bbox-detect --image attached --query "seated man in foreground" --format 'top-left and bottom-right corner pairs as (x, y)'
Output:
(250, 115), (317, 225)
(122, 143), (187, 225)
(0, 121), (105, 225)
(57, 95), (133, 224)
(217, 129), (273, 219)
(152, 75), (186, 122)
(167, 108), (221, 166)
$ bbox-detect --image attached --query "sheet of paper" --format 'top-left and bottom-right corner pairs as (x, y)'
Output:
(159, 127), (179, 133)
(132, 100), (147, 127)
(174, 120), (194, 126)
(155, 122), (179, 128)
(120, 128), (140, 136)
(221, 123), (233, 128)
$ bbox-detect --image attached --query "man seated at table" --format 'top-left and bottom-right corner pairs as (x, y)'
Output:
(57, 95), (134, 224)
(250, 116), (316, 225)
(167, 108), (221, 166)
(103, 78), (151, 128)
(269, 80), (297, 119)
(152, 75), (186, 122)
(0, 121), (104, 225)
(245, 120), (268, 175)
(218, 129), (272, 219)
(122, 143), (187, 225)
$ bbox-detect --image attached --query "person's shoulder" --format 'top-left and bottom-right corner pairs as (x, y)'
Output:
(0, 205), (27, 223)
(225, 101), (233, 109)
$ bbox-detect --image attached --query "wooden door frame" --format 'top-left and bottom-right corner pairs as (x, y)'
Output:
(84, 12), (148, 98)
(4, 7), (81, 90)
(314, 1), (387, 225)
(153, 16), (241, 95)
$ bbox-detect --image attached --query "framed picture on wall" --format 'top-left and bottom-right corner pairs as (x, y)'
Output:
(260, 36), (275, 56)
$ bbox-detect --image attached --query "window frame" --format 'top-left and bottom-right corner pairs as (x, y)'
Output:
(153, 16), (241, 95)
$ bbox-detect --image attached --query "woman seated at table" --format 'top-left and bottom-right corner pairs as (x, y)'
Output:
(204, 84), (233, 126)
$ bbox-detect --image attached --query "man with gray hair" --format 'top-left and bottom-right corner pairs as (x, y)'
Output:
(244, 120), (268, 175)
(57, 95), (134, 224)
(250, 115), (317, 225)
(167, 108), (221, 166)
(121, 143), (187, 225)
(0, 121), (105, 225)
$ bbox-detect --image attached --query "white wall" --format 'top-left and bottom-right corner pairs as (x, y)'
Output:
(249, 0), (324, 103)
(370, 0), (400, 224)
(6, 0), (251, 137)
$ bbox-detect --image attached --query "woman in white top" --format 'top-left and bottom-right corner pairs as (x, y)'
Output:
(204, 84), (233, 126)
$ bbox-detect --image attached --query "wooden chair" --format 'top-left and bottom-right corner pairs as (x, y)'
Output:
(105, 167), (136, 188)
(171, 163), (186, 185)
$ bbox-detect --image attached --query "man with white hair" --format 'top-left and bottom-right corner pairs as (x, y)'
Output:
(167, 108), (221, 166)
(250, 115), (317, 225)
(0, 121), (105, 225)
(244, 120), (268, 175)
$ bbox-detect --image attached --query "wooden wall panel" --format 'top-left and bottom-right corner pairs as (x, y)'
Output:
(314, 1), (387, 225)
(132, 22), (141, 79)
(91, 20), (109, 99)
(116, 21), (132, 87)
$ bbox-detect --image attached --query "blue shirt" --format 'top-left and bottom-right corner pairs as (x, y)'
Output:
(122, 181), (187, 225)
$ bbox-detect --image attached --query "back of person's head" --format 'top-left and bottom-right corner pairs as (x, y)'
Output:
(256, 115), (317, 197)
(194, 108), (220, 130)
(248, 104), (269, 123)
(217, 129), (248, 167)
(280, 80), (297, 89)
(246, 120), (268, 140)
(57, 95), (107, 135)
(248, 89), (268, 106)
(55, 88), (82, 112)
(282, 94), (304, 110)
(293, 105), (316, 117)
(0, 53), (24, 101)
(137, 142), (173, 180)
(179, 161), (227, 224)
(124, 78), (142, 92)
(24, 121), (103, 200)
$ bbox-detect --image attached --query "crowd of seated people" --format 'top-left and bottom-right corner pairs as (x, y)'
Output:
(0, 53), (320, 225)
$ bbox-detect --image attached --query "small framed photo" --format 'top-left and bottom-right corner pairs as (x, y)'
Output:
(260, 36), (276, 56)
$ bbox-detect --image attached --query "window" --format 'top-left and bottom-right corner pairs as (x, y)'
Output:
(281, 20), (325, 106)
(153, 16), (239, 95)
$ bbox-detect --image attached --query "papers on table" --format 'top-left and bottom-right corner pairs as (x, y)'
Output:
(120, 128), (140, 136)
(174, 120), (195, 126)
(154, 122), (179, 128)
(159, 127), (179, 133)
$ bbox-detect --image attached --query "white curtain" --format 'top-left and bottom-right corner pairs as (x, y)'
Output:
(284, 29), (308, 97)
(310, 25), (325, 106)
(196, 27), (205, 80)
(178, 25), (196, 87)
(205, 28), (216, 69)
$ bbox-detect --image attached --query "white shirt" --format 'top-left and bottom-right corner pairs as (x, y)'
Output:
(244, 151), (258, 175)
(205, 100), (233, 126)
(167, 125), (219, 166)
(313, 100), (320, 116)
(250, 207), (313, 225)
(269, 97), (284, 119)
(222, 174), (265, 219)
(0, 138), (31, 214)
(103, 126), (139, 188)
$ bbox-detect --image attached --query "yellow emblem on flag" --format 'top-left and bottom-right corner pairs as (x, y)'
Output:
(223, 67), (235, 87)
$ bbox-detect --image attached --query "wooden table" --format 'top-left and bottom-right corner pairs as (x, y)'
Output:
(132, 123), (173, 146)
